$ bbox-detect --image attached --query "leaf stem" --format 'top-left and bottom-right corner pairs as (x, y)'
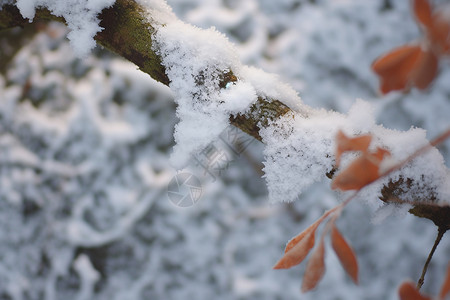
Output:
(417, 227), (447, 290)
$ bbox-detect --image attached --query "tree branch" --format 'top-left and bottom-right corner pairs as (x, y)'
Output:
(0, 0), (291, 142)
(1, 0), (449, 229)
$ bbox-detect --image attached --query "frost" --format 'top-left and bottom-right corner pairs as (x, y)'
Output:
(14, 0), (115, 57)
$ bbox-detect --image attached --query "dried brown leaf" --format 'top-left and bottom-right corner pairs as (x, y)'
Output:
(330, 225), (359, 284)
(398, 281), (431, 300)
(301, 237), (326, 292)
(274, 229), (315, 269)
(439, 263), (450, 300)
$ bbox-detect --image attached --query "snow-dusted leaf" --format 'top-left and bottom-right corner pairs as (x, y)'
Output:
(335, 130), (372, 167)
(274, 229), (315, 269)
(398, 281), (431, 300)
(331, 147), (390, 191)
(301, 237), (326, 292)
(439, 264), (450, 300)
(330, 225), (358, 284)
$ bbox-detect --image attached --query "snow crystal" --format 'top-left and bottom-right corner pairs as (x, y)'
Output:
(14, 0), (115, 57)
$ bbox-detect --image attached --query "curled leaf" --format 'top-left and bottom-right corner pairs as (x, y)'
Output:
(274, 229), (315, 269)
(330, 225), (359, 284)
(301, 237), (326, 292)
(439, 263), (450, 300)
(398, 281), (431, 300)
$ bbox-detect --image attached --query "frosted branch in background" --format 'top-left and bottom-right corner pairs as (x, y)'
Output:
(15, 0), (116, 56)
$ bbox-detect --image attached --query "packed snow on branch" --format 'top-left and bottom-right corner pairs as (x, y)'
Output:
(140, 0), (305, 167)
(141, 0), (450, 205)
(261, 99), (450, 206)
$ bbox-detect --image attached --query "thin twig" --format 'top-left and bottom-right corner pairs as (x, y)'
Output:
(417, 227), (447, 290)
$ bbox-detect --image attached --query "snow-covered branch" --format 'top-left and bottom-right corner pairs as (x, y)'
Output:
(0, 0), (296, 143)
(1, 0), (449, 228)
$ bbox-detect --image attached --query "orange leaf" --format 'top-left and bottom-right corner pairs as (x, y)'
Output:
(410, 49), (438, 90)
(428, 12), (450, 55)
(331, 154), (379, 190)
(283, 211), (333, 254)
(439, 263), (450, 300)
(372, 44), (425, 94)
(330, 225), (359, 284)
(273, 229), (315, 269)
(372, 44), (421, 76)
(413, 0), (433, 28)
(370, 147), (391, 164)
(398, 281), (431, 300)
(335, 130), (372, 167)
(331, 146), (390, 191)
(301, 237), (326, 292)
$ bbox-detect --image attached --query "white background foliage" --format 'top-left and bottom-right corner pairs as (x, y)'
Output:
(0, 0), (450, 299)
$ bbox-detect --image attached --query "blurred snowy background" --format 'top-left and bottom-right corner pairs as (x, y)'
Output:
(1, 0), (450, 299)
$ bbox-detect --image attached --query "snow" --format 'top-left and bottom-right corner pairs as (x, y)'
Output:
(261, 99), (450, 205)
(150, 15), (258, 167)
(141, 0), (309, 167)
(1, 0), (450, 300)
